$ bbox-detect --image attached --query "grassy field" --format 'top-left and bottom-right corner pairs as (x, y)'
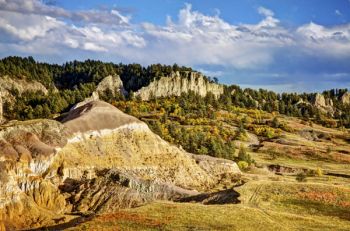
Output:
(67, 179), (350, 231)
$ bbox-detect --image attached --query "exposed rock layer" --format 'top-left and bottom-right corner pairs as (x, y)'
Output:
(0, 92), (3, 124)
(95, 75), (126, 97)
(0, 75), (49, 124)
(0, 100), (240, 230)
(341, 92), (350, 105)
(312, 93), (334, 115)
(0, 76), (48, 96)
(135, 71), (224, 100)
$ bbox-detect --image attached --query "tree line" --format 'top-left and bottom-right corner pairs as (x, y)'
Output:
(0, 56), (349, 127)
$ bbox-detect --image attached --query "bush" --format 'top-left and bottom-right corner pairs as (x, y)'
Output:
(315, 167), (323, 177)
(253, 126), (280, 139)
(237, 144), (254, 165)
(238, 161), (249, 171)
(296, 172), (307, 182)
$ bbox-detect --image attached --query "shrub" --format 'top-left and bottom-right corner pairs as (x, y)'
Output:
(315, 167), (323, 177)
(272, 117), (280, 128)
(253, 126), (280, 139)
(237, 144), (254, 165)
(296, 172), (307, 182)
(238, 161), (249, 171)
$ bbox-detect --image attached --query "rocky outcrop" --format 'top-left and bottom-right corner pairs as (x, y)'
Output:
(0, 76), (48, 124)
(0, 76), (48, 97)
(341, 92), (350, 105)
(0, 92), (3, 124)
(0, 119), (68, 230)
(312, 93), (334, 115)
(71, 75), (125, 110)
(0, 100), (240, 230)
(95, 75), (126, 97)
(135, 71), (224, 100)
(60, 101), (240, 190)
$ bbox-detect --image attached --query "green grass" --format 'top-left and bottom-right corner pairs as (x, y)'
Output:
(67, 180), (350, 231)
(67, 201), (350, 231)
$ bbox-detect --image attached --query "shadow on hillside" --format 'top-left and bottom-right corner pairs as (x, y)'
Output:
(25, 215), (94, 231)
(175, 188), (241, 205)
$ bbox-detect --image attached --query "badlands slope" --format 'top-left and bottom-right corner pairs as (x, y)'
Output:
(0, 100), (240, 230)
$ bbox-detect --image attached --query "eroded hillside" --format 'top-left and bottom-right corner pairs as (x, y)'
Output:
(0, 100), (240, 230)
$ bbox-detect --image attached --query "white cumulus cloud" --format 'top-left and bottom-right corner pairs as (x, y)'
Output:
(0, 1), (349, 80)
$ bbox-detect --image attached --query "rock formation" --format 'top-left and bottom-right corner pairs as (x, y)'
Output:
(312, 93), (334, 115)
(0, 76), (48, 97)
(341, 92), (350, 105)
(0, 76), (48, 124)
(0, 92), (3, 124)
(95, 75), (126, 97)
(0, 119), (68, 230)
(0, 100), (240, 230)
(135, 71), (224, 100)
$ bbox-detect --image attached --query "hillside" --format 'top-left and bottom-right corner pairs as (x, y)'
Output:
(1, 57), (349, 128)
(0, 100), (240, 230)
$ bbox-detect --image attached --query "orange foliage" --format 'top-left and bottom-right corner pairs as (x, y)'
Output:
(298, 191), (350, 208)
(96, 211), (169, 228)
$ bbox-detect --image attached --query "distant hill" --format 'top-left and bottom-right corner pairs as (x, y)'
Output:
(0, 56), (349, 128)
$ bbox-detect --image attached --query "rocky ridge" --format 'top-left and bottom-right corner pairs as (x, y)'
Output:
(0, 100), (240, 230)
(135, 71), (224, 100)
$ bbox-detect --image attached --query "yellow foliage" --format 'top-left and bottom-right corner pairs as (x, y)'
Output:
(316, 167), (323, 177)
(238, 161), (249, 170)
(253, 126), (280, 139)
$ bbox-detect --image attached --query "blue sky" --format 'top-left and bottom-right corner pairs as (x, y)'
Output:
(0, 0), (349, 92)
(56, 0), (350, 26)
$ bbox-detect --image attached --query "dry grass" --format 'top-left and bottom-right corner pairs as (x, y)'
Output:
(67, 179), (350, 231)
(67, 200), (350, 231)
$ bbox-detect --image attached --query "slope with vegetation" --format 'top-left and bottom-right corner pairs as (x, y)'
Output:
(1, 56), (349, 127)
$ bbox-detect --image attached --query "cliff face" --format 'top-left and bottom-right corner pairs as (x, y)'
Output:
(0, 76), (48, 97)
(0, 100), (240, 230)
(0, 92), (3, 124)
(0, 119), (68, 230)
(95, 75), (126, 97)
(135, 71), (224, 100)
(312, 93), (334, 115)
(0, 76), (48, 124)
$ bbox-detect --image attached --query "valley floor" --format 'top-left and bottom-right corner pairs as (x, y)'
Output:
(66, 198), (350, 231)
(61, 174), (350, 231)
